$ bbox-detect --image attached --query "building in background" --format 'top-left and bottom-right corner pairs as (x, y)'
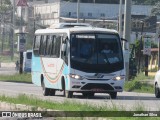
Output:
(11, 0), (157, 43)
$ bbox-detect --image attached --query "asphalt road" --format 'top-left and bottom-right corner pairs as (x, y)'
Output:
(0, 82), (160, 111)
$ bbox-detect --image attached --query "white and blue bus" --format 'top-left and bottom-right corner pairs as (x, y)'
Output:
(32, 23), (125, 99)
(23, 50), (32, 72)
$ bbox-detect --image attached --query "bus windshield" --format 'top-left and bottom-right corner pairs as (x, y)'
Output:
(70, 33), (124, 73)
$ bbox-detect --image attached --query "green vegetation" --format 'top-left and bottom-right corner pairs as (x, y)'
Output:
(0, 72), (155, 93)
(0, 54), (19, 62)
(0, 74), (32, 83)
(125, 73), (154, 93)
(0, 94), (119, 111)
(0, 94), (159, 120)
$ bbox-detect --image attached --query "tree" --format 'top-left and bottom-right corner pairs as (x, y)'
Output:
(0, 0), (12, 13)
(151, 2), (160, 16)
(0, 0), (12, 53)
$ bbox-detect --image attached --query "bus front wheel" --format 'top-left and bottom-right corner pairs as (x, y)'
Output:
(109, 92), (117, 99)
(155, 83), (160, 98)
(42, 81), (50, 96)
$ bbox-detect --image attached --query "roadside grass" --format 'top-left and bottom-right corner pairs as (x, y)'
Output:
(113, 117), (159, 120)
(0, 55), (19, 63)
(0, 94), (159, 120)
(131, 72), (154, 80)
(0, 94), (112, 111)
(125, 73), (154, 93)
(0, 73), (32, 83)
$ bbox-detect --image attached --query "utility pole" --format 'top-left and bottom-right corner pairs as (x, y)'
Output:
(19, 6), (23, 74)
(138, 21), (144, 73)
(158, 23), (160, 69)
(1, 17), (4, 53)
(123, 0), (132, 81)
(119, 0), (123, 37)
(11, 0), (15, 60)
(17, 0), (28, 74)
(77, 0), (80, 23)
(1, 0), (4, 53)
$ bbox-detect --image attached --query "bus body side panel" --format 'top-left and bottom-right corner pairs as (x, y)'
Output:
(32, 55), (70, 90)
(39, 57), (69, 90)
(32, 55), (42, 86)
(57, 59), (70, 90)
(40, 57), (59, 89)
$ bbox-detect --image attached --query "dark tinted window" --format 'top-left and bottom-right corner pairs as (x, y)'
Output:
(33, 35), (41, 55)
(46, 35), (53, 56)
(27, 52), (32, 59)
(55, 36), (61, 57)
(34, 35), (41, 49)
(51, 35), (61, 57)
(39, 35), (47, 55)
(70, 33), (123, 73)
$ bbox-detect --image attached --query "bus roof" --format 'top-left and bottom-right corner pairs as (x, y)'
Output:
(35, 25), (118, 35)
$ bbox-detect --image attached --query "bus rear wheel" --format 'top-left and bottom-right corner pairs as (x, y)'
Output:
(109, 92), (117, 99)
(155, 83), (160, 98)
(42, 81), (50, 96)
(65, 91), (73, 98)
(50, 89), (56, 96)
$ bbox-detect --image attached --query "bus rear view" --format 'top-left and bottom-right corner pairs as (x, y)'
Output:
(23, 50), (32, 72)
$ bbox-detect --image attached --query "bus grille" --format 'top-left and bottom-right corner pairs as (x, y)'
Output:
(81, 83), (114, 91)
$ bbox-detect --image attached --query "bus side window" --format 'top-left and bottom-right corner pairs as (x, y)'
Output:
(51, 35), (56, 57)
(55, 36), (61, 57)
(61, 35), (68, 64)
(39, 35), (47, 56)
(33, 35), (41, 56)
(50, 35), (62, 58)
(46, 35), (52, 56)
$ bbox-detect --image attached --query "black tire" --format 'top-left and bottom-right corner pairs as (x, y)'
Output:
(42, 81), (50, 96)
(155, 83), (160, 98)
(50, 89), (56, 96)
(109, 92), (117, 99)
(62, 79), (73, 98)
(65, 91), (73, 98)
(83, 92), (94, 98)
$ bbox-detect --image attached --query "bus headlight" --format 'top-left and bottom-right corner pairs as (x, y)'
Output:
(112, 76), (125, 81)
(69, 74), (84, 80)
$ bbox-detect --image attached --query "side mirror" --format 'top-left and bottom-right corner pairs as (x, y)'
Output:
(63, 36), (68, 43)
(121, 38), (128, 42)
